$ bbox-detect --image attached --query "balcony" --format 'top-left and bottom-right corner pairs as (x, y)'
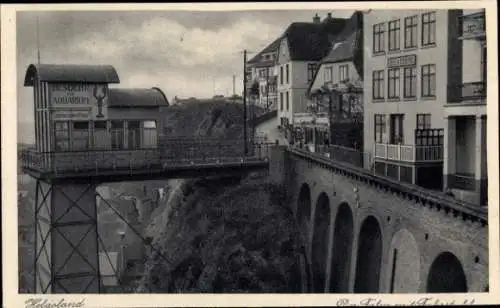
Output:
(448, 81), (486, 104)
(459, 11), (485, 40)
(374, 143), (443, 163)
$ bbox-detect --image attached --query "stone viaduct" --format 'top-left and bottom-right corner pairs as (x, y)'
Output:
(269, 146), (488, 293)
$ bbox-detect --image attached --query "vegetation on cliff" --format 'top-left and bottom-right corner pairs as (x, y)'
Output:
(139, 177), (304, 292)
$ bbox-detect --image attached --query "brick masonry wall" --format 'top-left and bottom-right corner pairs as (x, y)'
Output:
(286, 154), (488, 293)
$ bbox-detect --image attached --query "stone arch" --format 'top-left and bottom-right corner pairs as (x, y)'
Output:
(388, 228), (420, 293)
(354, 215), (383, 293)
(329, 202), (354, 292)
(311, 192), (331, 292)
(427, 251), (468, 293)
(296, 183), (312, 242)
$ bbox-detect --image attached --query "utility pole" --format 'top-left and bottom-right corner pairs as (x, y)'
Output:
(266, 71), (270, 111)
(243, 50), (248, 155)
(36, 15), (41, 64)
(232, 75), (236, 97)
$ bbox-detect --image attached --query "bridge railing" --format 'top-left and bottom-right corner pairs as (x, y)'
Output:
(293, 143), (373, 170)
(289, 145), (487, 223)
(19, 137), (273, 177)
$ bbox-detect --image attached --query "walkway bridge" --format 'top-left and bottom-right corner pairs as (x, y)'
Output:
(20, 137), (272, 183)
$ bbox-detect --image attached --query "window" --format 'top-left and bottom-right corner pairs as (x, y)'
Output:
(259, 69), (267, 79)
(372, 70), (385, 99)
(54, 121), (70, 151)
(280, 66), (284, 85)
(339, 65), (349, 82)
(111, 120), (124, 149)
(142, 120), (157, 148)
(388, 68), (400, 99)
(72, 121), (90, 150)
(390, 114), (404, 144)
(308, 63), (317, 82)
(416, 114), (431, 129)
(404, 15), (418, 48)
(388, 19), (401, 51)
(93, 120), (108, 149)
(286, 64), (290, 84)
(374, 114), (386, 143)
(421, 64), (436, 97)
(403, 67), (417, 98)
(280, 92), (284, 110)
(128, 121), (141, 149)
(373, 23), (385, 53)
(421, 12), (436, 46)
(324, 66), (333, 82)
(286, 91), (290, 111)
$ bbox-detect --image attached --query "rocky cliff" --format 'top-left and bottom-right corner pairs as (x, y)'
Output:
(133, 100), (305, 292)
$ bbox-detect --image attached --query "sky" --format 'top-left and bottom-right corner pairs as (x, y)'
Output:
(16, 9), (353, 142)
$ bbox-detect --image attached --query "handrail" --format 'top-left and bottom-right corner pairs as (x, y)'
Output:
(19, 140), (273, 178)
(289, 146), (487, 223)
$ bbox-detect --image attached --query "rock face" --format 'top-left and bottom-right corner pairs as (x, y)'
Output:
(138, 178), (304, 293)
(134, 101), (304, 292)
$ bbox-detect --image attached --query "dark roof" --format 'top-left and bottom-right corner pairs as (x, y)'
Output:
(108, 88), (169, 108)
(321, 30), (359, 64)
(283, 18), (347, 61)
(306, 11), (364, 95)
(24, 64), (120, 86)
(248, 37), (282, 64)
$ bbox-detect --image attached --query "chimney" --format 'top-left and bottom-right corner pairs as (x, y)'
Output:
(328, 12), (332, 19)
(313, 13), (320, 24)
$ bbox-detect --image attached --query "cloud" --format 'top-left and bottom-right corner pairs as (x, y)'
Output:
(16, 10), (352, 142)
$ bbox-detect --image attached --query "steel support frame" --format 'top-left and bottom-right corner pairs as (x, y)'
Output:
(34, 179), (101, 293)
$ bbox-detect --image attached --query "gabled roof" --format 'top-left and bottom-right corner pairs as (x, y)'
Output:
(306, 11), (364, 95)
(24, 64), (120, 86)
(248, 36), (282, 64)
(108, 88), (169, 108)
(283, 17), (347, 61)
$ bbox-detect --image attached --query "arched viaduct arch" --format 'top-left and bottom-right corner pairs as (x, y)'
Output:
(311, 192), (331, 292)
(329, 202), (354, 293)
(296, 183), (312, 243)
(427, 251), (468, 293)
(388, 228), (421, 293)
(354, 215), (383, 293)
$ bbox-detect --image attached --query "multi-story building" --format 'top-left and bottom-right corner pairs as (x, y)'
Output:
(363, 9), (464, 191)
(247, 37), (281, 110)
(302, 11), (364, 151)
(444, 9), (487, 206)
(276, 13), (347, 139)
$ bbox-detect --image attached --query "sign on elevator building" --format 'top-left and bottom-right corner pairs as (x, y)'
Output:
(50, 83), (109, 120)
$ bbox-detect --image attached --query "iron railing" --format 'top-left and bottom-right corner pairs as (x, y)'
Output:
(293, 143), (373, 170)
(289, 146), (487, 223)
(374, 143), (443, 162)
(448, 81), (486, 103)
(20, 137), (273, 176)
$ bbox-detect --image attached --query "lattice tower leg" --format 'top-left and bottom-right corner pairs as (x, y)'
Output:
(34, 179), (100, 293)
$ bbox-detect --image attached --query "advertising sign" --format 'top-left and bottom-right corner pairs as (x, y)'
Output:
(50, 83), (109, 121)
(387, 54), (417, 68)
